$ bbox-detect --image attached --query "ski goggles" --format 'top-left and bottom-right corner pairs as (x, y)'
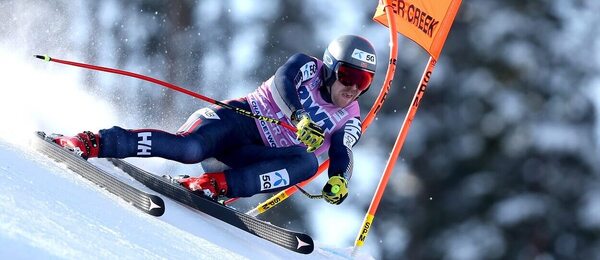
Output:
(335, 63), (374, 91)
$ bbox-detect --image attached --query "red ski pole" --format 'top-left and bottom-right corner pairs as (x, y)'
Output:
(34, 55), (297, 132)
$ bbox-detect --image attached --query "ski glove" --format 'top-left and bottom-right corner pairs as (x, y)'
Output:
(292, 110), (324, 153)
(322, 176), (349, 205)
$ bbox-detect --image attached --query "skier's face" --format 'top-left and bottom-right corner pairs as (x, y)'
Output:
(331, 79), (361, 107)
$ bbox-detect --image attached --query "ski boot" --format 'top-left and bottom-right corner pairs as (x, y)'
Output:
(49, 131), (100, 159)
(177, 172), (228, 200)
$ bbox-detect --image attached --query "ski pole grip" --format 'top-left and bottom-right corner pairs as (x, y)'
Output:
(34, 54), (51, 62)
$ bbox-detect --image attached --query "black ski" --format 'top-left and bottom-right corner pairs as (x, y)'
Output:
(107, 158), (315, 254)
(33, 131), (165, 217)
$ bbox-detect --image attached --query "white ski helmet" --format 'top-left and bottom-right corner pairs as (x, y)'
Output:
(323, 35), (377, 95)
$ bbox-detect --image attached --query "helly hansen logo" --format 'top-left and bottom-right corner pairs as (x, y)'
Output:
(259, 169), (290, 191)
(137, 132), (152, 156)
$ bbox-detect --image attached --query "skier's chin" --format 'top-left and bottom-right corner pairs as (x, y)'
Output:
(333, 96), (352, 107)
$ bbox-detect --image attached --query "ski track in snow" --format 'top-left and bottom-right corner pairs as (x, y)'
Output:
(0, 139), (370, 259)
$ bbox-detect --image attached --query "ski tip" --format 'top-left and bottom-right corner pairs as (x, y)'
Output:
(34, 54), (51, 62)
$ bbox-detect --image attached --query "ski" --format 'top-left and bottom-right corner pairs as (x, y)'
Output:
(33, 131), (165, 217)
(107, 158), (315, 254)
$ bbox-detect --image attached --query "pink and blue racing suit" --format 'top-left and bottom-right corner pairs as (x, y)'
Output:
(97, 53), (363, 198)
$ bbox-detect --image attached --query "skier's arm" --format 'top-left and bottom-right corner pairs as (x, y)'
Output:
(271, 53), (319, 118)
(271, 53), (325, 152)
(322, 117), (361, 205)
(327, 117), (362, 180)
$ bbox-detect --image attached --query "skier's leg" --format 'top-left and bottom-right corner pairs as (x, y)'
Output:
(174, 99), (263, 157)
(52, 126), (214, 163)
(97, 126), (207, 163)
(100, 100), (260, 163)
(54, 99), (262, 163)
(216, 145), (318, 198)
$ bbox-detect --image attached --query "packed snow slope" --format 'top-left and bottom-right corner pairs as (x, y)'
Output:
(0, 138), (374, 259)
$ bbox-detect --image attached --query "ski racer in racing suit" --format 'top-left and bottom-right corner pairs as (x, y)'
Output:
(51, 35), (377, 205)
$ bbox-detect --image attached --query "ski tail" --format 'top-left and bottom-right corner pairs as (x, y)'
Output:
(33, 131), (165, 216)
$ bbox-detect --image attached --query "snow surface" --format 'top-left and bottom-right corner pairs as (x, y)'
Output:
(0, 137), (375, 259)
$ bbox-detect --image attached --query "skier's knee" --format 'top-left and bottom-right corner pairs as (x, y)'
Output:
(175, 134), (206, 164)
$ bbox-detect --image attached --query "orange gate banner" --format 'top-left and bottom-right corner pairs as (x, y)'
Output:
(373, 0), (462, 60)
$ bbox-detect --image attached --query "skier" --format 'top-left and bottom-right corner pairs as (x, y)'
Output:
(51, 35), (377, 205)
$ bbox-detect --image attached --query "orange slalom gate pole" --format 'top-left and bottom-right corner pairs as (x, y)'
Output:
(353, 56), (436, 254)
(352, 0), (462, 253)
(242, 1), (400, 216)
